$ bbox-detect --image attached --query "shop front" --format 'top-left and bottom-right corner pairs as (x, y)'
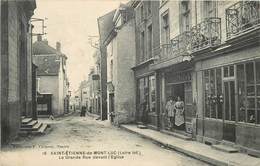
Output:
(158, 62), (195, 135)
(37, 93), (52, 116)
(136, 74), (157, 128)
(197, 44), (260, 156)
(133, 60), (158, 129)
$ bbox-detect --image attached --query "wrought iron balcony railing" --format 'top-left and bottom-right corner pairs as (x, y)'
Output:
(190, 17), (221, 52)
(156, 18), (221, 62)
(171, 31), (191, 56)
(226, 1), (260, 38)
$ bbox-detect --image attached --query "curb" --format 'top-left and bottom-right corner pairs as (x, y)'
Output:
(120, 125), (236, 166)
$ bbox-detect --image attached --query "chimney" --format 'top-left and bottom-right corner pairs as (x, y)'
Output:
(37, 34), (42, 41)
(56, 42), (61, 52)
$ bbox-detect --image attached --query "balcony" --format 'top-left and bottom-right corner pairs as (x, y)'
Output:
(190, 17), (221, 52)
(226, 1), (260, 39)
(157, 18), (221, 62)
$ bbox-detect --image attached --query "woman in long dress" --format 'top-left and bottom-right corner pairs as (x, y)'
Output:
(165, 97), (175, 129)
(174, 96), (185, 130)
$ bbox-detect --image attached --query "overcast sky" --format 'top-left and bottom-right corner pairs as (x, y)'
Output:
(32, 0), (127, 93)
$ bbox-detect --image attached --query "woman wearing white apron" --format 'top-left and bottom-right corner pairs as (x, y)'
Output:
(174, 96), (185, 130)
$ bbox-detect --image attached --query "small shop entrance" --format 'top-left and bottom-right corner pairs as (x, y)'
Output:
(165, 83), (186, 131)
(223, 80), (236, 142)
(162, 69), (193, 133)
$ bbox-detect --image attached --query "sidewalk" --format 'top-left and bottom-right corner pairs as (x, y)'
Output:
(120, 124), (260, 166)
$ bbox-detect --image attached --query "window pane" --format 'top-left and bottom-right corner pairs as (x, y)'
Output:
(143, 77), (149, 111)
(257, 98), (260, 124)
(257, 85), (260, 96)
(149, 76), (156, 112)
(224, 82), (230, 120)
(247, 85), (255, 96)
(210, 69), (216, 118)
(230, 81), (235, 121)
(256, 61), (260, 84)
(224, 66), (229, 77)
(216, 68), (222, 119)
(247, 98), (255, 123)
(247, 98), (255, 109)
(246, 62), (254, 85)
(248, 109), (256, 123)
(229, 66), (234, 77)
(237, 64), (246, 122)
(204, 70), (210, 117)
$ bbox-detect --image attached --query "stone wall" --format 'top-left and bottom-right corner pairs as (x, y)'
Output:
(114, 19), (136, 124)
(1, 1), (34, 145)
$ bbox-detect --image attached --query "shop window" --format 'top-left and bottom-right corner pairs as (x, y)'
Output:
(216, 68), (222, 119)
(149, 76), (156, 112)
(229, 66), (234, 77)
(237, 64), (246, 122)
(256, 61), (260, 84)
(246, 63), (254, 85)
(256, 62), (260, 124)
(246, 62), (255, 123)
(204, 70), (210, 117)
(237, 61), (260, 124)
(230, 81), (236, 121)
(224, 82), (230, 120)
(210, 69), (216, 118)
(224, 65), (235, 78)
(257, 98), (260, 124)
(204, 68), (222, 119)
(224, 66), (229, 77)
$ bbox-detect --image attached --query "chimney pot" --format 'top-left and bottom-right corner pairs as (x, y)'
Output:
(56, 42), (61, 52)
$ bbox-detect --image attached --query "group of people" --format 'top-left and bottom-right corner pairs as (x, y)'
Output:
(80, 106), (87, 117)
(165, 96), (185, 130)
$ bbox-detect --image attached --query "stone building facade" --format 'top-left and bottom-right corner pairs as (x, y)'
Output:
(99, 4), (136, 124)
(142, 0), (260, 157)
(0, 0), (36, 147)
(131, 0), (160, 129)
(33, 36), (70, 117)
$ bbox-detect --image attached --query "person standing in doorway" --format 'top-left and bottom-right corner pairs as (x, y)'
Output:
(174, 96), (185, 130)
(165, 97), (175, 130)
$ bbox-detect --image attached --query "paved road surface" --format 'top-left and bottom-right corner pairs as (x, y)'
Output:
(0, 113), (210, 166)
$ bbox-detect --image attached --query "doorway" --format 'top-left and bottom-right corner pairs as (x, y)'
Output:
(165, 83), (185, 131)
(223, 80), (236, 142)
(109, 93), (115, 122)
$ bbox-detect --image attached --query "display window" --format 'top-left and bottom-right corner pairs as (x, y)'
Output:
(137, 75), (156, 114)
(203, 60), (260, 124)
(203, 68), (223, 119)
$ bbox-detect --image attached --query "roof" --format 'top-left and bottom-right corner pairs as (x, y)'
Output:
(97, 9), (116, 46)
(33, 41), (59, 55)
(33, 40), (68, 59)
(33, 55), (60, 76)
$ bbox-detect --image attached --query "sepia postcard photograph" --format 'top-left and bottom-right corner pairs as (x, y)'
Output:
(0, 0), (260, 165)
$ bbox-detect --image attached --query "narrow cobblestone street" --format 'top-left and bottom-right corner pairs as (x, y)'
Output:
(0, 113), (209, 166)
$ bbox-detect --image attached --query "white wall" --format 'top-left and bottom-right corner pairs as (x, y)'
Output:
(38, 75), (59, 115)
